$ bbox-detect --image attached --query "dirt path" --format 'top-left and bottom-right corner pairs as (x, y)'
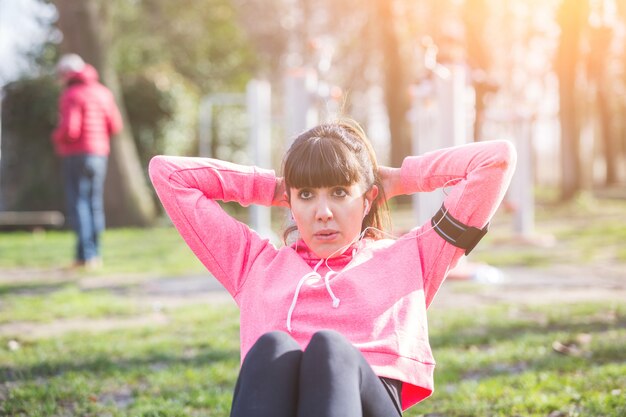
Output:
(433, 263), (626, 310)
(1, 263), (624, 339)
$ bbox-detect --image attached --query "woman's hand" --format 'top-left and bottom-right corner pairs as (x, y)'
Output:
(273, 177), (290, 207)
(378, 166), (404, 200)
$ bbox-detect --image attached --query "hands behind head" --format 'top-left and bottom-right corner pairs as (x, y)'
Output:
(274, 177), (290, 207)
(377, 166), (403, 200)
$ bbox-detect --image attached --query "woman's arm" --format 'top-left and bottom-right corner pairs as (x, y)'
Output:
(149, 156), (283, 297)
(385, 140), (517, 306)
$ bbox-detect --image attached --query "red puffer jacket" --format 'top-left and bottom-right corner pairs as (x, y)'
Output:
(52, 64), (123, 156)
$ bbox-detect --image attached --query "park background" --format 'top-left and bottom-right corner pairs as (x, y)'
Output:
(0, 0), (625, 416)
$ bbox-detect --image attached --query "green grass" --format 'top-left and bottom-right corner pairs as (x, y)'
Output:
(1, 292), (625, 416)
(0, 303), (241, 417)
(0, 227), (205, 277)
(470, 192), (626, 268)
(410, 302), (626, 417)
(0, 285), (144, 324)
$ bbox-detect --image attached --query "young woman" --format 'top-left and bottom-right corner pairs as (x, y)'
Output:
(149, 120), (516, 416)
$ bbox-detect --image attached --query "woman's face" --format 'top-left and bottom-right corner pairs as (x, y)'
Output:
(289, 183), (377, 259)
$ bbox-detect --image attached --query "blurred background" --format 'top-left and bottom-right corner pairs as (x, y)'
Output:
(1, 0), (624, 230)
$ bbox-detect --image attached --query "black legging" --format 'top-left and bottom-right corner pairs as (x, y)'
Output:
(230, 330), (402, 417)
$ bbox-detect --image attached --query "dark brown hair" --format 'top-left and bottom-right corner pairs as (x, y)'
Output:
(282, 119), (390, 243)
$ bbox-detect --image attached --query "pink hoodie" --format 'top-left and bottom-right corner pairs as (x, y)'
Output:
(149, 140), (516, 410)
(52, 64), (123, 156)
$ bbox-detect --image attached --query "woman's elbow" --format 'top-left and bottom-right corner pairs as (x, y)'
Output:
(491, 140), (517, 171)
(148, 155), (168, 185)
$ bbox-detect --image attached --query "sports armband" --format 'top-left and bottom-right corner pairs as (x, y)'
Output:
(431, 204), (489, 255)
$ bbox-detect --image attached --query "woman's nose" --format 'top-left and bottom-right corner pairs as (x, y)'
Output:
(315, 199), (333, 221)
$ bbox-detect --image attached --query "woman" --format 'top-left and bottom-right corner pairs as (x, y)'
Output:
(149, 120), (516, 416)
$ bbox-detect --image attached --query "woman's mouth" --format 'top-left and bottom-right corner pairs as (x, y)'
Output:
(314, 230), (339, 241)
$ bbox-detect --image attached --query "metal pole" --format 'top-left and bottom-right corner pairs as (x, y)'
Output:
(247, 80), (277, 242)
(198, 93), (246, 157)
(511, 115), (535, 237)
(198, 98), (213, 157)
(411, 65), (469, 225)
(284, 67), (318, 141)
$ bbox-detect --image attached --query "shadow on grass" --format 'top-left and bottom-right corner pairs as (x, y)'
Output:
(430, 307), (626, 383)
(0, 281), (73, 297)
(430, 309), (626, 350)
(1, 346), (240, 384)
(448, 342), (626, 383)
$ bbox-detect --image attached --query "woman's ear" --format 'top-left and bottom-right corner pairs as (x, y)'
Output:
(365, 185), (379, 207)
(363, 185), (378, 216)
(285, 191), (294, 218)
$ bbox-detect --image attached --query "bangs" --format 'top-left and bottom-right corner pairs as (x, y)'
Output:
(284, 137), (363, 189)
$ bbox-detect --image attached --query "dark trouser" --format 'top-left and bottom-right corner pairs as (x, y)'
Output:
(62, 154), (108, 262)
(230, 330), (402, 417)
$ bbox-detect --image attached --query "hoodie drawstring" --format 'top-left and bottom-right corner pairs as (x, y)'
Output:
(324, 271), (341, 308)
(286, 259), (341, 333)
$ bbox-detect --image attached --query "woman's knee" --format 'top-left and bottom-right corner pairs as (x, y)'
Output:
(232, 332), (301, 416)
(304, 330), (358, 365)
(245, 331), (301, 363)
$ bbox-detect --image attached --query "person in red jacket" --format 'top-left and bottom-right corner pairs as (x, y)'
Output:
(52, 53), (123, 269)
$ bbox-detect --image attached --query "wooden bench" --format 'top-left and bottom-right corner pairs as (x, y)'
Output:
(0, 211), (65, 229)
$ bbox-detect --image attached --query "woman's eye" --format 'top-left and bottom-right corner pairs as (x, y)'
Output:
(332, 188), (348, 197)
(298, 190), (313, 199)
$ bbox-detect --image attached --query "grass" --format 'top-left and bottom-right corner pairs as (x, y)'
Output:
(0, 302), (241, 417)
(469, 191), (626, 268)
(0, 286), (144, 324)
(1, 293), (625, 416)
(0, 227), (205, 278)
(414, 302), (626, 417)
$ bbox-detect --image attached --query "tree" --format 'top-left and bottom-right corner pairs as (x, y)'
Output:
(587, 22), (618, 186)
(555, 0), (622, 196)
(555, 0), (587, 200)
(232, 0), (412, 166)
(462, 0), (498, 142)
(373, 0), (412, 168)
(0, 77), (64, 213)
(52, 0), (157, 226)
(113, 0), (257, 94)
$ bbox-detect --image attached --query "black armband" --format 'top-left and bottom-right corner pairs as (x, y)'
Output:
(431, 204), (489, 255)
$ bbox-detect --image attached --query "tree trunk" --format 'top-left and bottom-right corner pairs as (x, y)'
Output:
(52, 0), (157, 226)
(555, 0), (585, 201)
(588, 25), (618, 186)
(597, 84), (618, 185)
(558, 87), (580, 200)
(462, 0), (492, 142)
(374, 0), (411, 168)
